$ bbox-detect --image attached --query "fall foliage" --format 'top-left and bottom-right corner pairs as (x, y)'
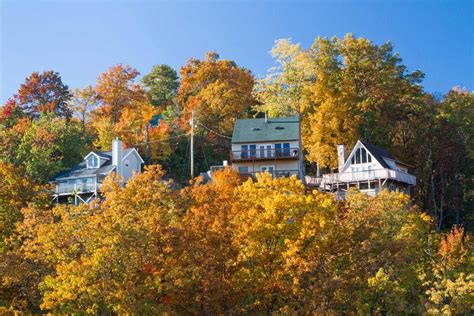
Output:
(0, 33), (472, 313)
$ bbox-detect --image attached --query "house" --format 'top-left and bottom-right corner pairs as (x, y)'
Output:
(51, 138), (144, 205)
(308, 140), (416, 198)
(230, 115), (303, 179)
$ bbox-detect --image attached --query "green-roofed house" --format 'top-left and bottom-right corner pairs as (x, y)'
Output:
(230, 115), (303, 179)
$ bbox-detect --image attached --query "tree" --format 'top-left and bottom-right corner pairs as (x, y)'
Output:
(92, 64), (154, 151)
(70, 85), (98, 130)
(168, 168), (242, 313)
(294, 35), (425, 168)
(283, 189), (431, 314)
(142, 64), (179, 107)
(0, 163), (51, 311)
(0, 162), (49, 250)
(254, 38), (314, 117)
(229, 173), (333, 313)
(423, 226), (473, 314)
(18, 166), (179, 314)
(0, 114), (89, 182)
(17, 70), (72, 118)
(178, 52), (256, 136)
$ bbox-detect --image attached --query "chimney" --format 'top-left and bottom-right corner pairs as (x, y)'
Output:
(337, 144), (346, 170)
(112, 138), (123, 179)
(264, 112), (268, 124)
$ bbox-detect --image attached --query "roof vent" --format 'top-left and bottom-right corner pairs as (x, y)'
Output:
(275, 126), (285, 130)
(250, 127), (261, 131)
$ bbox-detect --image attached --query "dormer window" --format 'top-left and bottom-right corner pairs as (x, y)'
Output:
(86, 154), (99, 169)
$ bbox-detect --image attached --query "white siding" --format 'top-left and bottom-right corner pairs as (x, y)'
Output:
(122, 152), (142, 183)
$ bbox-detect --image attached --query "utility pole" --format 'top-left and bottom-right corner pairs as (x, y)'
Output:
(145, 124), (151, 165)
(190, 110), (195, 179)
(297, 100), (306, 185)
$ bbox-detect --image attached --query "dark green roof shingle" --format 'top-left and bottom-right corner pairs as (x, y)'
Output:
(232, 116), (300, 143)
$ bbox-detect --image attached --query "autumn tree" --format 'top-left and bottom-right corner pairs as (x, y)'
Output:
(142, 64), (179, 107)
(16, 70), (72, 118)
(0, 162), (49, 250)
(0, 163), (51, 311)
(92, 64), (154, 151)
(423, 226), (473, 314)
(167, 168), (243, 313)
(15, 166), (179, 314)
(70, 85), (98, 130)
(178, 52), (256, 136)
(280, 189), (432, 314)
(0, 114), (89, 182)
(254, 38), (314, 117)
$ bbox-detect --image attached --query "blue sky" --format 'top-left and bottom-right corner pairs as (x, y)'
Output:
(1, 0), (473, 103)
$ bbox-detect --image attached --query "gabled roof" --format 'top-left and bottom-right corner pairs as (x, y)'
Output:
(53, 160), (116, 180)
(360, 141), (394, 169)
(232, 116), (299, 143)
(52, 148), (140, 181)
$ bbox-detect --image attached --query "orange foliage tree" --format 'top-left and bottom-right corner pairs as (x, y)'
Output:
(178, 52), (256, 137)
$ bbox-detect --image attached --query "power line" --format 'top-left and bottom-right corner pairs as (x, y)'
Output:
(131, 132), (189, 147)
(197, 122), (232, 140)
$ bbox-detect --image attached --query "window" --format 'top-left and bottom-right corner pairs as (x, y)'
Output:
(267, 145), (272, 158)
(259, 146), (265, 158)
(238, 166), (249, 173)
(361, 148), (367, 163)
(249, 145), (257, 158)
(275, 143), (282, 157)
(241, 145), (248, 158)
(261, 166), (274, 175)
(350, 147), (372, 165)
(283, 143), (290, 156)
(87, 154), (98, 168)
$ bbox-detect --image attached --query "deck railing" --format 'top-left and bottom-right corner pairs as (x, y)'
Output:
(232, 147), (299, 161)
(306, 168), (416, 187)
(55, 183), (99, 195)
(240, 169), (300, 178)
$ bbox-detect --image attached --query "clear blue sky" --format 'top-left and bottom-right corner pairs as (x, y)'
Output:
(1, 0), (473, 103)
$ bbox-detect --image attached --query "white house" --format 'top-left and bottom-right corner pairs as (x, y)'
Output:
(308, 140), (416, 198)
(51, 138), (144, 205)
(230, 115), (303, 179)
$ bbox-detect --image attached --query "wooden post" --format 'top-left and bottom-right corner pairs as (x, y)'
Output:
(190, 110), (194, 179)
(145, 124), (151, 165)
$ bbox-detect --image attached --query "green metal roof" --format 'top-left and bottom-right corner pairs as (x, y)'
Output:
(232, 116), (300, 143)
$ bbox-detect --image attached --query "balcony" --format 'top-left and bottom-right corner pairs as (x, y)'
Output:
(306, 168), (416, 187)
(239, 169), (300, 179)
(232, 147), (299, 162)
(55, 183), (99, 195)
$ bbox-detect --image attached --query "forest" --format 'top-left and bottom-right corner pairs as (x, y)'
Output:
(0, 34), (473, 314)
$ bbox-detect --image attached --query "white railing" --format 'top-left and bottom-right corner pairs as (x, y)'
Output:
(55, 183), (99, 195)
(240, 169), (300, 179)
(232, 148), (300, 161)
(306, 168), (416, 187)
